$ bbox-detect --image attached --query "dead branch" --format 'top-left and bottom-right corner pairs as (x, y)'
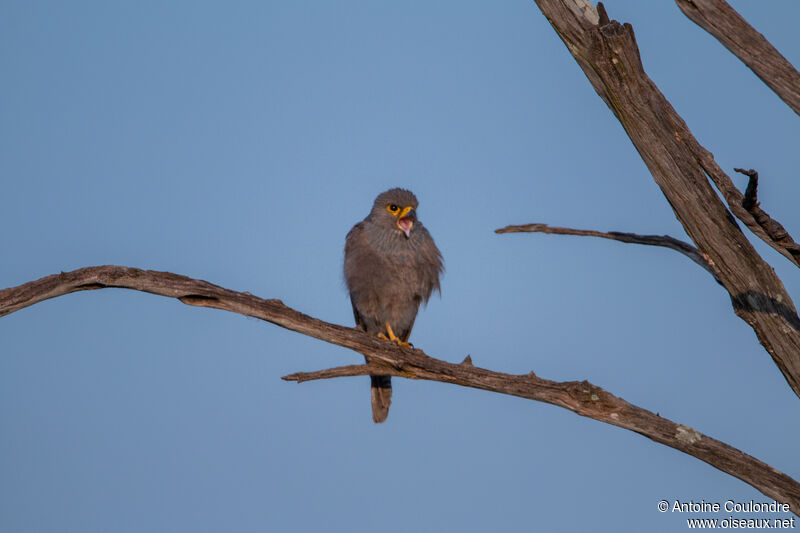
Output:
(734, 168), (800, 261)
(495, 223), (720, 282)
(691, 150), (800, 270)
(283, 363), (401, 383)
(675, 0), (800, 116)
(531, 0), (800, 400)
(1, 265), (798, 510)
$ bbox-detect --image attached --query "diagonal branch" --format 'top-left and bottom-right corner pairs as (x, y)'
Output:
(734, 168), (800, 262)
(495, 223), (720, 282)
(1, 265), (798, 510)
(531, 0), (800, 401)
(675, 0), (800, 116)
(693, 153), (800, 270)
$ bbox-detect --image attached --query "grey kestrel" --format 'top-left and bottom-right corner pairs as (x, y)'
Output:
(344, 188), (443, 423)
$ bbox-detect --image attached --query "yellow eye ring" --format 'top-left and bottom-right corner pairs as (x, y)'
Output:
(387, 204), (400, 214)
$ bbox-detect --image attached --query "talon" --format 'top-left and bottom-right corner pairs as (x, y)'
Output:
(383, 323), (410, 348)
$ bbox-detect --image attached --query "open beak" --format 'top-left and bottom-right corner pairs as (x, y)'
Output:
(397, 206), (414, 238)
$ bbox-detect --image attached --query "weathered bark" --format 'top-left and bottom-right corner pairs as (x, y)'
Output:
(675, 0), (800, 116)
(734, 168), (800, 263)
(1, 265), (798, 510)
(531, 0), (800, 400)
(495, 223), (719, 281)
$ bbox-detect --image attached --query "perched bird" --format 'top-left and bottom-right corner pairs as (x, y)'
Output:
(344, 188), (443, 423)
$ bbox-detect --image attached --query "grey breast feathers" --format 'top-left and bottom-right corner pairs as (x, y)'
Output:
(344, 221), (442, 335)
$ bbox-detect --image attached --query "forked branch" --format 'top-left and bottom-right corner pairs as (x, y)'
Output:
(531, 0), (800, 400)
(0, 265), (798, 510)
(734, 168), (800, 262)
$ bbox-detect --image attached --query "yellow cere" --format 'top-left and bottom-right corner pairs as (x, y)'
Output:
(399, 206), (414, 218)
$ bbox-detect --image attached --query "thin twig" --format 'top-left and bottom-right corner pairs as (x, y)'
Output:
(738, 168), (760, 211)
(496, 223), (721, 282)
(283, 363), (402, 383)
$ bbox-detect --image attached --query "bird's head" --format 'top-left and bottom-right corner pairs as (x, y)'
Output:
(370, 188), (419, 238)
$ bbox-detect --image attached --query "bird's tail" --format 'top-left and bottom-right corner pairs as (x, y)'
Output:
(370, 374), (392, 423)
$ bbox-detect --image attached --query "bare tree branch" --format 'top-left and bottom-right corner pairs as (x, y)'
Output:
(1, 265), (799, 510)
(537, 3), (800, 271)
(734, 168), (800, 262)
(675, 0), (800, 116)
(692, 151), (800, 270)
(283, 364), (403, 383)
(531, 0), (800, 401)
(495, 223), (720, 282)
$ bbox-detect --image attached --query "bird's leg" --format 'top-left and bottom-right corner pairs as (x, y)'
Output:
(384, 322), (403, 344)
(378, 322), (410, 348)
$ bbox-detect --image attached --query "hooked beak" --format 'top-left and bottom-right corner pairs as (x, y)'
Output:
(397, 206), (414, 238)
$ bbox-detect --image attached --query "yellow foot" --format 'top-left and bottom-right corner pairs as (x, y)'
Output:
(378, 323), (410, 348)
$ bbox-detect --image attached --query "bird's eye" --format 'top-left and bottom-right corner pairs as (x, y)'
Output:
(387, 204), (399, 213)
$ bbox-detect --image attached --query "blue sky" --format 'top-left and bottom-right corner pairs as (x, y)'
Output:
(2, 1), (799, 531)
